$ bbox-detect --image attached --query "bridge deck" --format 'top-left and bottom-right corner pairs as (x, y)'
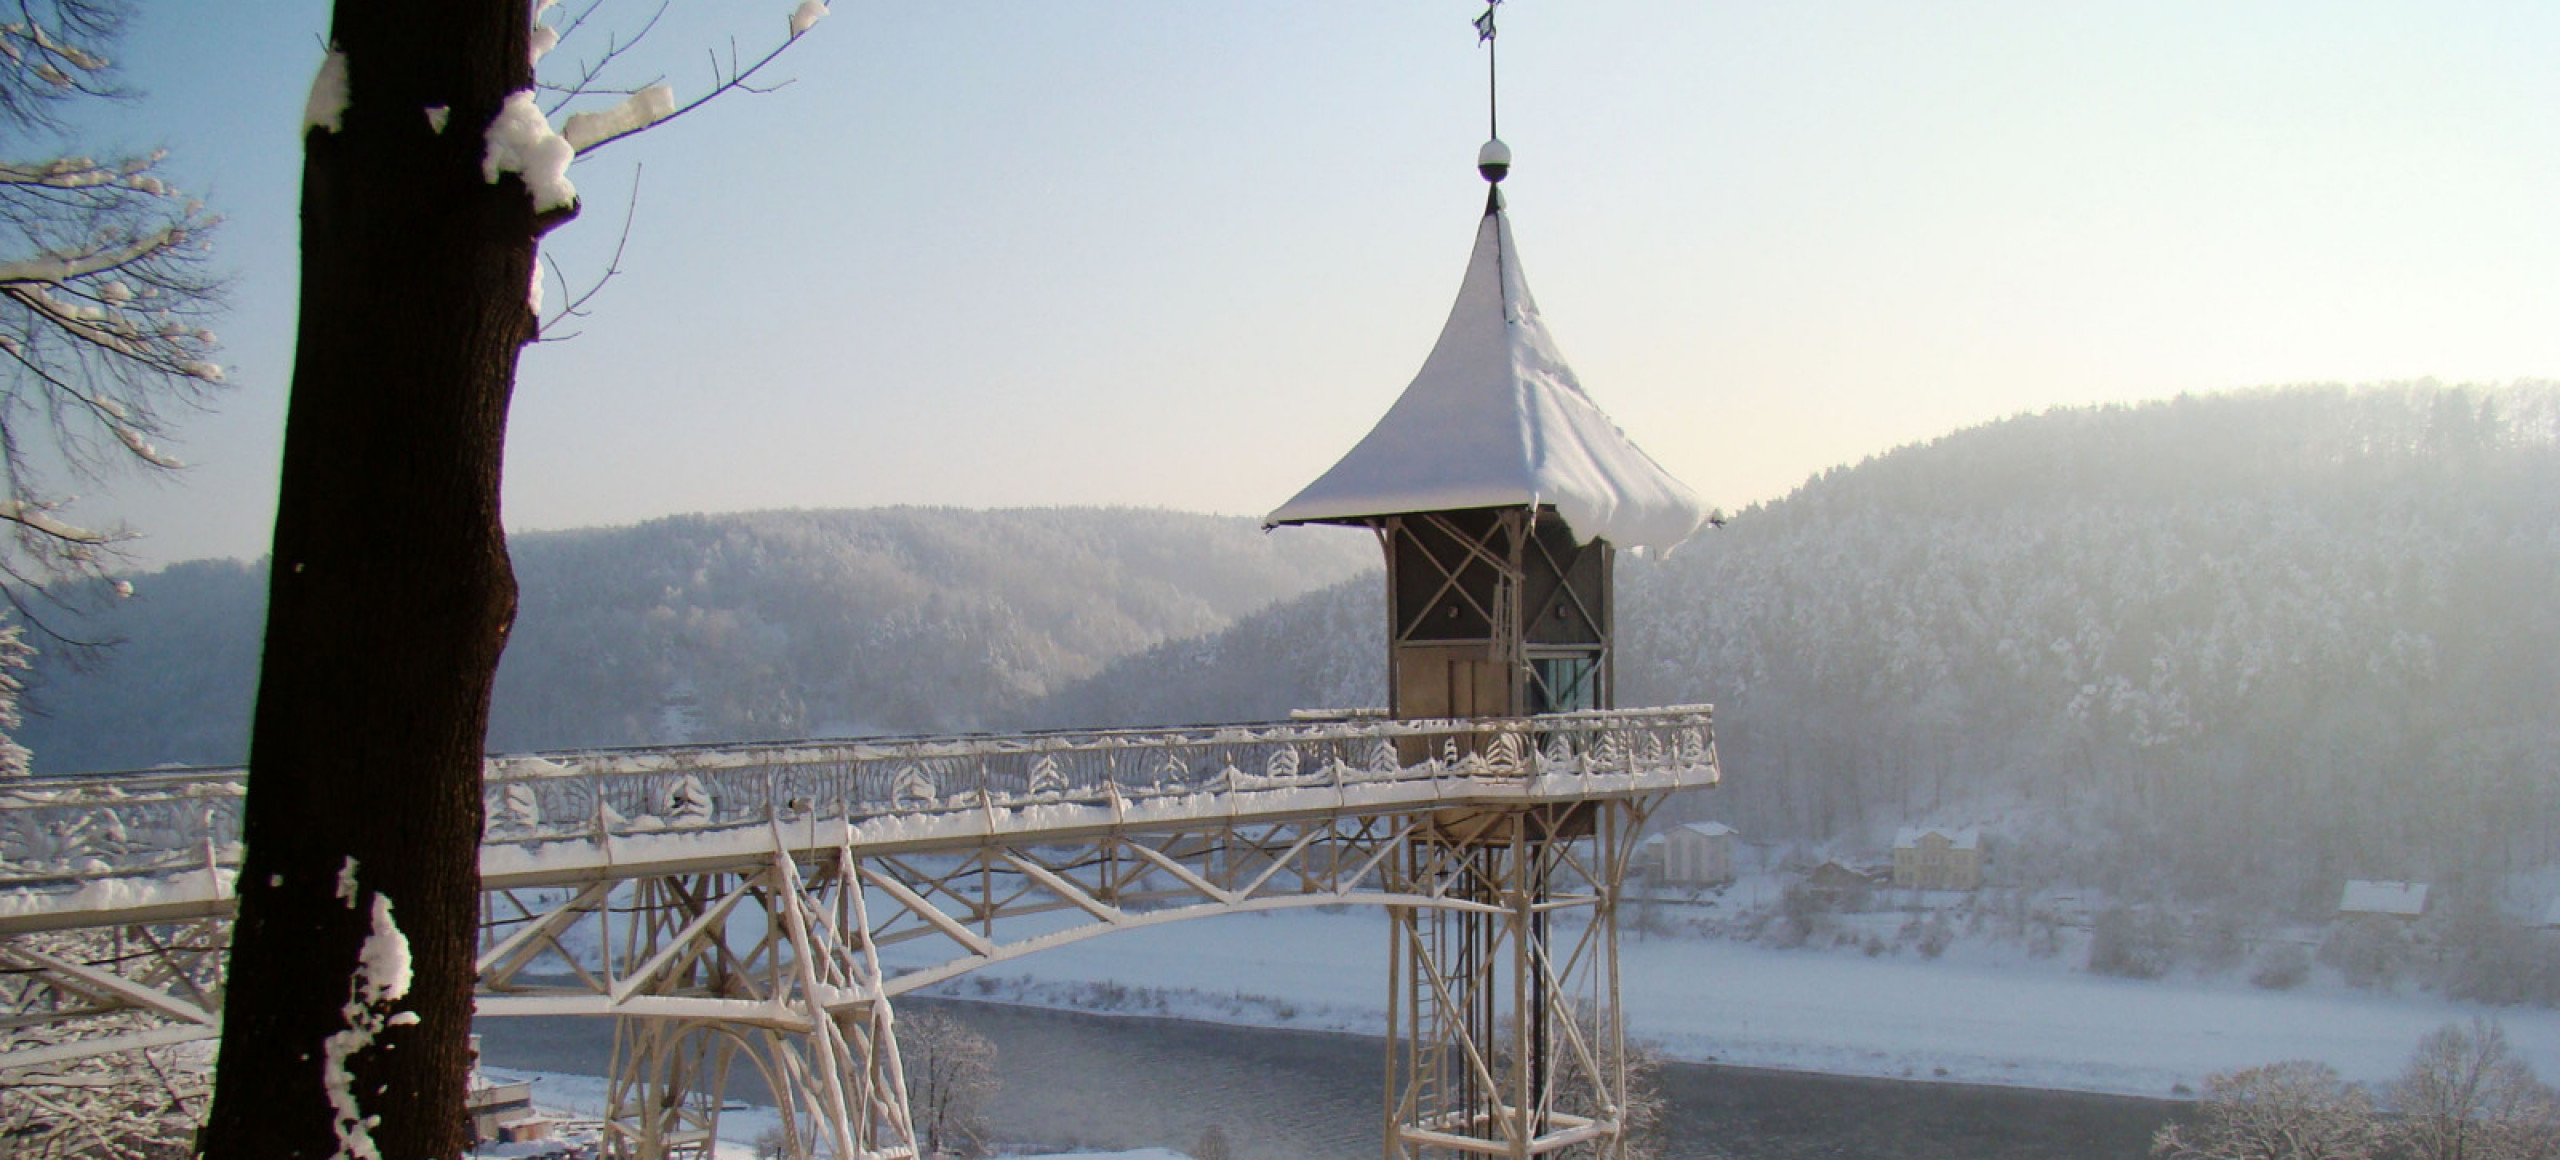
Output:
(0, 706), (1716, 934)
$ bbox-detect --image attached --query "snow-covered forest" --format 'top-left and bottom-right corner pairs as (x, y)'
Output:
(18, 507), (1371, 770)
(25, 383), (2560, 939)
(1618, 382), (2560, 915)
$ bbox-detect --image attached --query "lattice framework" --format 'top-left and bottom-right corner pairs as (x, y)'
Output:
(2, 709), (1714, 1160)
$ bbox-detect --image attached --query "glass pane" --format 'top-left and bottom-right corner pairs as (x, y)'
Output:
(1531, 656), (1598, 714)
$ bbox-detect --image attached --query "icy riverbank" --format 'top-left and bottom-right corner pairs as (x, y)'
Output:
(908, 908), (2560, 1099)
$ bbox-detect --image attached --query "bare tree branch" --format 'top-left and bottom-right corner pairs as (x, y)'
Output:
(537, 0), (667, 114)
(534, 163), (641, 343)
(533, 0), (823, 159)
(0, 0), (226, 617)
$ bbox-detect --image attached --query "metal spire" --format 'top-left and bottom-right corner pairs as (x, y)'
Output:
(1475, 1), (1510, 186)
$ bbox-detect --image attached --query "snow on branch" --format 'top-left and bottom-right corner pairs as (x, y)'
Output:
(533, 0), (830, 162)
(482, 91), (578, 212)
(0, 2), (226, 604)
(790, 1), (827, 37)
(0, 499), (115, 546)
(560, 83), (673, 152)
(0, 151), (223, 596)
(0, 2), (124, 131)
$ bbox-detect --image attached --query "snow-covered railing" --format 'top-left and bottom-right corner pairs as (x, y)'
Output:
(0, 767), (245, 904)
(0, 706), (1716, 900)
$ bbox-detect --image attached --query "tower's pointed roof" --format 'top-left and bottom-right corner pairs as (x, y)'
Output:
(1266, 189), (1708, 553)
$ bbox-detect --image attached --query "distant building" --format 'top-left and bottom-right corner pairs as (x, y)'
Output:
(2339, 880), (2429, 919)
(1660, 822), (1738, 886)
(1631, 832), (1666, 877)
(1891, 826), (1983, 891)
(464, 1033), (551, 1145)
(1805, 858), (1880, 897)
(465, 1079), (547, 1144)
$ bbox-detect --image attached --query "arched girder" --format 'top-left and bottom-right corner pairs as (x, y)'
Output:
(471, 809), (1549, 1019)
(867, 887), (1510, 1002)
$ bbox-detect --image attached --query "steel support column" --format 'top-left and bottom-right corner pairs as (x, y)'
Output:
(1385, 798), (1652, 1160)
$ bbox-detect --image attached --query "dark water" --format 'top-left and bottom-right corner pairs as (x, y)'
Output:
(476, 1001), (2180, 1159)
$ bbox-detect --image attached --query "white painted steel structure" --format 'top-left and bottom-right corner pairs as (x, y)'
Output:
(2, 706), (1716, 1159)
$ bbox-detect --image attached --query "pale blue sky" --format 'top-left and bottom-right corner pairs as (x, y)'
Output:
(66, 1), (2560, 567)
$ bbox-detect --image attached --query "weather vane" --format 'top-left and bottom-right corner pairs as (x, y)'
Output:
(1475, 0), (1510, 184)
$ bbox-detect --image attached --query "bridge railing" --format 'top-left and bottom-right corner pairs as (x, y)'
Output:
(0, 706), (1715, 899)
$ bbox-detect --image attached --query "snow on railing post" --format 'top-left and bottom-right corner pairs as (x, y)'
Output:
(590, 767), (611, 857)
(977, 752), (999, 837)
(199, 802), (220, 896)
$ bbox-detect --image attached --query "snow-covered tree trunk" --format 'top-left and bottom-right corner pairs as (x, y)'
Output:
(201, 4), (559, 1158)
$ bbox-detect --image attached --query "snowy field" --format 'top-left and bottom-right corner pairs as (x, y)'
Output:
(911, 906), (2560, 1099)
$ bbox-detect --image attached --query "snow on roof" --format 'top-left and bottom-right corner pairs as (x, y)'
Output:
(1892, 826), (1979, 851)
(1680, 821), (1736, 838)
(1266, 189), (1708, 553)
(2339, 880), (2429, 917)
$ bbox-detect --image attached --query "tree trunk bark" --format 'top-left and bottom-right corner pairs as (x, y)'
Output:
(204, 4), (558, 1158)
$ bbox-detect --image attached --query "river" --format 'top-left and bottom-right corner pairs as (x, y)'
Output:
(474, 1000), (2181, 1159)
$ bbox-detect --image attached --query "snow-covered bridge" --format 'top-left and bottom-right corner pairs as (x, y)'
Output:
(3, 706), (1716, 1157)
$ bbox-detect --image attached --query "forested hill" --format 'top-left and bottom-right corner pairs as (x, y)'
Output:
(1042, 383), (2560, 911)
(1619, 383), (2560, 906)
(18, 507), (1373, 773)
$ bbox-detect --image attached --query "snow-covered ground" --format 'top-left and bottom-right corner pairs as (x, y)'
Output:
(915, 906), (2560, 1099)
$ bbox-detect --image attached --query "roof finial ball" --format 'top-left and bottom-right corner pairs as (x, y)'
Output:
(1477, 138), (1511, 183)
